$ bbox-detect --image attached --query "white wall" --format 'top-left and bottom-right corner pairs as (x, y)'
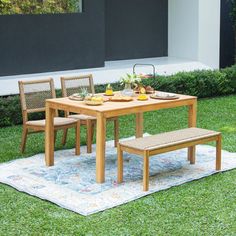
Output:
(168, 0), (199, 60)
(168, 0), (221, 69)
(198, 0), (221, 69)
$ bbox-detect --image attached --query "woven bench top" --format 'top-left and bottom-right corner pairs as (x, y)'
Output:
(120, 128), (220, 151)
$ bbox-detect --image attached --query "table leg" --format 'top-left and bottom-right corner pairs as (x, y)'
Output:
(96, 113), (106, 183)
(136, 112), (144, 138)
(45, 104), (55, 166)
(188, 101), (197, 163)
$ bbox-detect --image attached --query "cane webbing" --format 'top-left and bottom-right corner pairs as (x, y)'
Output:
(120, 128), (220, 151)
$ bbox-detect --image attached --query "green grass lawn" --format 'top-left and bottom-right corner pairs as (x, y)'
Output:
(0, 95), (236, 235)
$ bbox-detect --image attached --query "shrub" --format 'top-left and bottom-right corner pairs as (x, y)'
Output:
(1, 65), (236, 127)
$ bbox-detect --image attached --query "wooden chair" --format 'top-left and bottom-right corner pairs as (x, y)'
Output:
(61, 74), (119, 153)
(18, 78), (80, 154)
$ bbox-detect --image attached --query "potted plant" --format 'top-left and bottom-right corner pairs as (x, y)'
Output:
(120, 73), (141, 96)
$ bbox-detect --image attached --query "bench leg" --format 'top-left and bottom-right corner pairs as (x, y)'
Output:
(188, 147), (196, 164)
(143, 152), (149, 191)
(188, 101), (197, 163)
(117, 144), (123, 183)
(216, 135), (222, 171)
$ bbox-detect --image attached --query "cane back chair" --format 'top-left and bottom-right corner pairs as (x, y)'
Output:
(61, 74), (119, 153)
(18, 78), (80, 154)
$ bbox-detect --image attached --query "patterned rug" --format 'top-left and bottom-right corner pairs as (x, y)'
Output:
(0, 136), (236, 216)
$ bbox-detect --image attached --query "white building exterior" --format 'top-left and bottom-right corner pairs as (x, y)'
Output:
(0, 0), (221, 96)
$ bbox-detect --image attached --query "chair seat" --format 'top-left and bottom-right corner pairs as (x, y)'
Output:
(26, 117), (77, 127)
(68, 114), (97, 121)
(120, 128), (220, 151)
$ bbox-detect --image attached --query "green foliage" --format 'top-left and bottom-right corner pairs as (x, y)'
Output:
(0, 0), (81, 15)
(143, 69), (235, 97)
(119, 73), (141, 86)
(1, 65), (236, 127)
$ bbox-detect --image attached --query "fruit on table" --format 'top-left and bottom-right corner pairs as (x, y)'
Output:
(138, 94), (148, 100)
(140, 87), (146, 94)
(92, 97), (103, 102)
(85, 95), (104, 102)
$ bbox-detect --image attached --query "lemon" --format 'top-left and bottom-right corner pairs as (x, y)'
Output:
(138, 94), (148, 100)
(140, 87), (146, 94)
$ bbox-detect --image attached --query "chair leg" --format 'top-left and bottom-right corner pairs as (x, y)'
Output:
(21, 127), (28, 153)
(54, 130), (57, 145)
(114, 118), (119, 147)
(62, 128), (68, 146)
(91, 122), (95, 142)
(143, 152), (149, 191)
(75, 121), (81, 156)
(216, 135), (222, 170)
(86, 120), (93, 153)
(117, 144), (123, 183)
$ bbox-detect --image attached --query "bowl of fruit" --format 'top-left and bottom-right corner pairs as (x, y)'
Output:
(134, 85), (154, 94)
(137, 87), (149, 101)
(84, 95), (104, 106)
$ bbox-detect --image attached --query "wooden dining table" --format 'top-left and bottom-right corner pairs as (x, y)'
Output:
(45, 92), (197, 183)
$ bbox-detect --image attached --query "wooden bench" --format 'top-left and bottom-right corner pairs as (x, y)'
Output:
(117, 128), (222, 191)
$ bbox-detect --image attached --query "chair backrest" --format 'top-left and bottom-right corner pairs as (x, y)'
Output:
(18, 78), (56, 122)
(60, 74), (95, 97)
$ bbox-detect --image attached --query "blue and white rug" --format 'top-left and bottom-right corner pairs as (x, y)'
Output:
(0, 136), (236, 216)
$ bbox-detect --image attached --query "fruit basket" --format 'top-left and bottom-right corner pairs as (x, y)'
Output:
(133, 63), (156, 79)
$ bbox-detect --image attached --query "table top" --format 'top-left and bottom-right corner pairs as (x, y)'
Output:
(46, 92), (197, 117)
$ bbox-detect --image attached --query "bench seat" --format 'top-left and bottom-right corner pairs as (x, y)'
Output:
(117, 128), (222, 191)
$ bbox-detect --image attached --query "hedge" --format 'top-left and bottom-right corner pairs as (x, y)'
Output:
(1, 65), (236, 127)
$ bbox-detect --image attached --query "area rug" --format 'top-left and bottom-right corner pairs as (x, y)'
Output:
(0, 136), (236, 216)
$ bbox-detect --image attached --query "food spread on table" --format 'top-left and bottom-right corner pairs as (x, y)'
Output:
(108, 95), (133, 102)
(134, 85), (154, 94)
(84, 95), (104, 105)
(137, 87), (149, 101)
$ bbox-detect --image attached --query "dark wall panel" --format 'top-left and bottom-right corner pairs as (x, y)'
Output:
(105, 0), (168, 61)
(220, 0), (235, 68)
(0, 0), (105, 76)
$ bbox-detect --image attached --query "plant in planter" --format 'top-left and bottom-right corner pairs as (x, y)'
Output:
(120, 73), (141, 96)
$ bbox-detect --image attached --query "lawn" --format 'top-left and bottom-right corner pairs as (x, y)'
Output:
(0, 95), (236, 235)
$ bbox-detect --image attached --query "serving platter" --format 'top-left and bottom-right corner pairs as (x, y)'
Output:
(150, 93), (179, 100)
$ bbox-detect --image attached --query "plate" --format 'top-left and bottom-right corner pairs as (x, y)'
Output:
(135, 90), (154, 94)
(103, 93), (114, 96)
(84, 100), (103, 106)
(69, 95), (83, 101)
(109, 96), (133, 102)
(137, 98), (149, 101)
(150, 93), (179, 100)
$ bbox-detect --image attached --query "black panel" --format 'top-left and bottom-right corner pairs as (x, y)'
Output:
(0, 0), (105, 76)
(220, 0), (235, 68)
(105, 0), (168, 61)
